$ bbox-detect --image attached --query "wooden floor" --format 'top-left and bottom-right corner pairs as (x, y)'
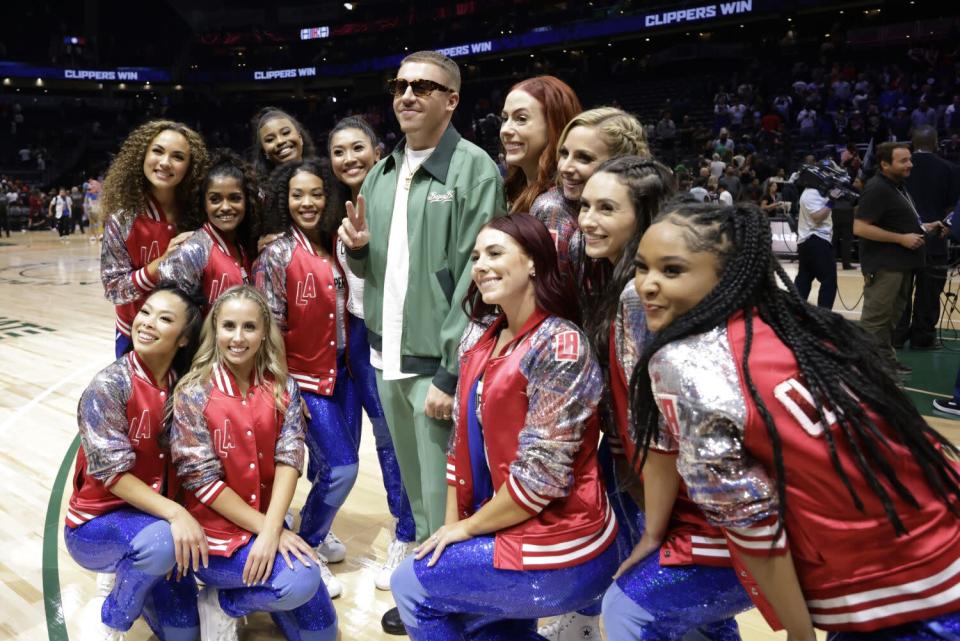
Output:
(1, 230), (957, 641)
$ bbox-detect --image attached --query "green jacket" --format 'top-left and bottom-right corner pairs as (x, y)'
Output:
(347, 124), (506, 394)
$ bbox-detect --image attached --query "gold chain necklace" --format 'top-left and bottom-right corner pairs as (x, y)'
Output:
(403, 152), (415, 190)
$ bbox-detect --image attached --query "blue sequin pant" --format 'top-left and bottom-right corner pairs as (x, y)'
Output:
(196, 535), (337, 641)
(298, 354), (360, 548)
(347, 314), (415, 543)
(392, 535), (619, 640)
(64, 508), (199, 640)
(601, 547), (753, 641)
(827, 612), (960, 640)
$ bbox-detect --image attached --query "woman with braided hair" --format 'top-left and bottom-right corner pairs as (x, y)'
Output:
(623, 201), (960, 639)
(530, 106), (650, 281)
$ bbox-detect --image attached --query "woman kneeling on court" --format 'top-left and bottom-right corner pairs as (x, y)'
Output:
(170, 285), (337, 641)
(391, 213), (619, 640)
(65, 284), (204, 641)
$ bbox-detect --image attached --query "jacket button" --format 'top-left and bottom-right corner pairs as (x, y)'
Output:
(329, 369), (335, 374)
(329, 313), (334, 319)
(329, 341), (335, 346)
(241, 400), (247, 406)
(159, 453), (164, 459)
(249, 463), (255, 469)
(664, 550), (671, 558)
(247, 430), (253, 437)
(250, 494), (256, 501)
(160, 391), (166, 397)
(751, 588), (759, 595)
(152, 482), (159, 489)
(459, 479), (465, 485)
(258, 452), (263, 458)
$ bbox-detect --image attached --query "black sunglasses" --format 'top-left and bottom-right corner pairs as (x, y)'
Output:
(386, 78), (455, 97)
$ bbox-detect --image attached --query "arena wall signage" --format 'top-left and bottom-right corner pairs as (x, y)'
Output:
(0, 62), (170, 82)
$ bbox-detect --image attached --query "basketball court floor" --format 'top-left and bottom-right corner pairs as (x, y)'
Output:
(2, 230), (957, 641)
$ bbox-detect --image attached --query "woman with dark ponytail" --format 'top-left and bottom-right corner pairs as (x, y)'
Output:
(624, 201), (960, 639)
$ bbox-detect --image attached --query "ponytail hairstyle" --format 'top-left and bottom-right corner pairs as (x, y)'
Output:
(262, 157), (346, 255)
(250, 107), (317, 177)
(504, 76), (583, 214)
(176, 285), (289, 412)
(629, 202), (960, 538)
(462, 213), (580, 326)
(179, 148), (262, 257)
(578, 156), (676, 365)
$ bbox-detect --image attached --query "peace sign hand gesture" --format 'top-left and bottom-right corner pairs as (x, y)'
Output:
(338, 194), (369, 250)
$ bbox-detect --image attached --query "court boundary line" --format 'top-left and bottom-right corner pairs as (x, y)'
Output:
(43, 434), (79, 641)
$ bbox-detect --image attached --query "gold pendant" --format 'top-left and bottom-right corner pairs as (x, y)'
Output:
(404, 173), (413, 190)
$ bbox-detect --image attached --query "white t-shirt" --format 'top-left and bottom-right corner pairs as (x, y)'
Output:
(798, 188), (832, 243)
(718, 190), (734, 206)
(374, 145), (435, 380)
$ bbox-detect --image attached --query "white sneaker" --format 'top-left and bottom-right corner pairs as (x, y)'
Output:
(375, 537), (412, 591)
(316, 531), (346, 563)
(95, 573), (115, 597)
(538, 613), (601, 641)
(198, 587), (239, 641)
(79, 596), (125, 641)
(319, 558), (343, 599)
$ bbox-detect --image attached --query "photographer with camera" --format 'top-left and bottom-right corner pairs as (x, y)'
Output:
(795, 179), (837, 309)
(854, 142), (947, 375)
(933, 206), (959, 417)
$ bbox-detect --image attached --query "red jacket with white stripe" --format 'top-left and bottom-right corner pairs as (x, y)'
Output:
(254, 227), (347, 396)
(66, 352), (177, 528)
(157, 223), (250, 313)
(447, 310), (617, 571)
(170, 363), (305, 556)
(610, 283), (732, 566)
(650, 312), (960, 632)
(100, 197), (175, 337)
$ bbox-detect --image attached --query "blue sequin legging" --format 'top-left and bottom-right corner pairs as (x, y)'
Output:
(826, 612), (960, 641)
(601, 548), (753, 641)
(298, 354), (360, 548)
(196, 535), (337, 641)
(347, 313), (415, 542)
(392, 535), (619, 640)
(64, 508), (199, 640)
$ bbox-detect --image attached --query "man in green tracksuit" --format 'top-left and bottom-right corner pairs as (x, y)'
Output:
(339, 51), (505, 557)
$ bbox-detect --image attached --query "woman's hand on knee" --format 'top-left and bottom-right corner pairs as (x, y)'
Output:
(243, 530), (280, 586)
(169, 507), (209, 578)
(612, 532), (661, 580)
(414, 521), (472, 567)
(278, 530), (319, 570)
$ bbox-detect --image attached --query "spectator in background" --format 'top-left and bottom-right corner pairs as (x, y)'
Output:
(713, 128), (734, 154)
(50, 187), (71, 239)
(719, 165), (741, 201)
(70, 186), (85, 235)
(795, 184), (837, 309)
(759, 179), (784, 214)
(0, 190), (8, 238)
(717, 182), (733, 206)
(655, 110), (676, 162)
(944, 94), (960, 133)
(895, 126), (959, 350)
(854, 143), (945, 375)
(709, 153), (725, 178)
(910, 100), (937, 131)
(797, 105), (818, 137)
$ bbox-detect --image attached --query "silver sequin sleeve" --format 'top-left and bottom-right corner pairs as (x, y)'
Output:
(253, 236), (293, 334)
(101, 211), (149, 304)
(170, 381), (222, 492)
(511, 318), (603, 500)
(274, 378), (306, 474)
(608, 282), (650, 451)
(157, 231), (212, 293)
(649, 327), (779, 529)
(78, 359), (136, 481)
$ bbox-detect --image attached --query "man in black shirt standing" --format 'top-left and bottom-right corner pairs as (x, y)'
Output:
(894, 126), (959, 349)
(853, 142), (946, 373)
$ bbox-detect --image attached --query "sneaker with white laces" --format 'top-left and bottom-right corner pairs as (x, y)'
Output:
(79, 596), (125, 641)
(198, 587), (239, 641)
(316, 531), (346, 564)
(538, 613), (601, 641)
(319, 558), (343, 599)
(375, 537), (412, 591)
(95, 573), (115, 598)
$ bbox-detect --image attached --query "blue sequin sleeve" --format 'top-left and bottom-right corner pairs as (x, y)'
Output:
(274, 378), (306, 474)
(511, 318), (603, 499)
(170, 381), (223, 491)
(253, 236), (293, 334)
(78, 360), (136, 482)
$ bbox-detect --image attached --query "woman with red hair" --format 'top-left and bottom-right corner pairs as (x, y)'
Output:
(390, 213), (618, 640)
(501, 76), (582, 216)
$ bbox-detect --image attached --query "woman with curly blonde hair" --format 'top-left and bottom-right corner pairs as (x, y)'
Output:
(100, 120), (209, 357)
(170, 285), (338, 641)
